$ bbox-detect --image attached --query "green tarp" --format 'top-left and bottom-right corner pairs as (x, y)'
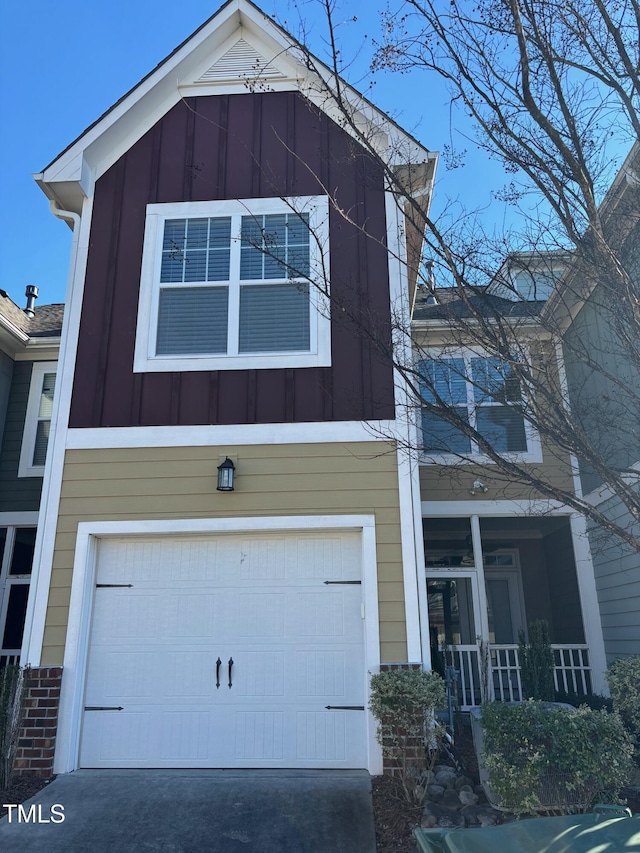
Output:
(415, 813), (640, 853)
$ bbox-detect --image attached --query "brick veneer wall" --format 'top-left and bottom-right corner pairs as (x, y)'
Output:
(379, 663), (425, 777)
(12, 667), (63, 778)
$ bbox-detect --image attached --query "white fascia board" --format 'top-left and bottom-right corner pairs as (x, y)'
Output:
(38, 0), (433, 200)
(0, 317), (28, 356)
(65, 420), (400, 450)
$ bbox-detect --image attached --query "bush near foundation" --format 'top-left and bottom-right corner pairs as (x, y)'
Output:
(606, 656), (640, 760)
(369, 668), (446, 803)
(481, 701), (633, 815)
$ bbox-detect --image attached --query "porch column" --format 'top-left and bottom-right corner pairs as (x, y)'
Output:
(569, 513), (608, 694)
(470, 516), (490, 642)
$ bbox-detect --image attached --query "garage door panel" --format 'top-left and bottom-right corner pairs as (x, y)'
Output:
(164, 592), (219, 638)
(86, 650), (158, 700)
(233, 650), (285, 697)
(235, 592), (286, 637)
(81, 531), (367, 769)
(296, 711), (347, 761)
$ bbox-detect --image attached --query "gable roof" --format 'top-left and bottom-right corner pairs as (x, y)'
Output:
(34, 0), (436, 215)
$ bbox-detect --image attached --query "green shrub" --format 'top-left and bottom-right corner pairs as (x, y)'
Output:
(481, 701), (634, 815)
(554, 690), (613, 713)
(606, 656), (640, 758)
(518, 619), (555, 701)
(369, 668), (446, 803)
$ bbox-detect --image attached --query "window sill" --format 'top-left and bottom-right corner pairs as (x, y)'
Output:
(133, 350), (331, 373)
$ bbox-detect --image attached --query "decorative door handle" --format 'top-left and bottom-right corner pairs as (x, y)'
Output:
(228, 657), (234, 689)
(216, 657), (221, 689)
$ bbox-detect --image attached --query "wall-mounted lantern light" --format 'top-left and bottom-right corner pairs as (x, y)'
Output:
(217, 457), (236, 491)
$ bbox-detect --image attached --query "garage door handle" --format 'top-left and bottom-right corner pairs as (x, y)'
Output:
(228, 657), (234, 689)
(216, 657), (221, 689)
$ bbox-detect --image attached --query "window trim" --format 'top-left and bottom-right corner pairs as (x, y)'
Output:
(18, 361), (57, 478)
(134, 196), (331, 373)
(0, 524), (37, 663)
(419, 348), (542, 464)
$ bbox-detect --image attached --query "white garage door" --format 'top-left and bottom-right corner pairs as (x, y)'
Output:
(80, 531), (367, 768)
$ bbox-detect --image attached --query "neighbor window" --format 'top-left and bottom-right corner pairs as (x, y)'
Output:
(18, 362), (57, 477)
(0, 525), (36, 665)
(134, 197), (330, 372)
(420, 354), (535, 458)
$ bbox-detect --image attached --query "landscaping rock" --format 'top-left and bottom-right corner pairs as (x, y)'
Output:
(435, 768), (458, 788)
(438, 808), (465, 828)
(441, 789), (462, 808)
(454, 775), (475, 791)
(426, 784), (445, 801)
(460, 804), (482, 826)
(477, 806), (503, 827)
(422, 801), (442, 824)
(459, 787), (479, 806)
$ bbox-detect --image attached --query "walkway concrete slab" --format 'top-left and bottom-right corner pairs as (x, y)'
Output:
(0, 769), (377, 852)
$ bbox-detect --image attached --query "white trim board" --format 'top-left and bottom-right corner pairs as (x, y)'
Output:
(54, 514), (383, 776)
(66, 420), (399, 449)
(421, 499), (565, 516)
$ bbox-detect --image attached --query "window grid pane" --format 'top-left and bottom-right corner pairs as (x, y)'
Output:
(240, 213), (310, 281)
(161, 218), (231, 284)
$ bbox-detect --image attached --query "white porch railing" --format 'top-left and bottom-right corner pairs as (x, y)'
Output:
(442, 643), (591, 708)
(0, 651), (21, 668)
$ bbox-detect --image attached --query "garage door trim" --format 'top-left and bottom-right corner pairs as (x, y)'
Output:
(55, 515), (381, 775)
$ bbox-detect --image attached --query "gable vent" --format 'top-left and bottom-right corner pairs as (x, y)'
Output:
(197, 38), (286, 83)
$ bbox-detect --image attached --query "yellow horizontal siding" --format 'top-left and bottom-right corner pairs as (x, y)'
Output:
(41, 441), (409, 666)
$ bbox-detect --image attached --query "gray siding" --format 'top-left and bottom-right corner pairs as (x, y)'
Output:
(588, 492), (640, 661)
(0, 361), (43, 512)
(563, 222), (640, 495)
(0, 351), (13, 451)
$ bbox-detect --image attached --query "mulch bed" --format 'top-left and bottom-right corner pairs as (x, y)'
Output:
(372, 774), (423, 853)
(1, 778), (51, 819)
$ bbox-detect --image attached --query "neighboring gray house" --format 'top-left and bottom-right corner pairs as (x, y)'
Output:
(0, 289), (63, 665)
(547, 144), (640, 663)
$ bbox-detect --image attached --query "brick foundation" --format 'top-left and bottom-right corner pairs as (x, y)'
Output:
(379, 663), (426, 777)
(12, 666), (63, 778)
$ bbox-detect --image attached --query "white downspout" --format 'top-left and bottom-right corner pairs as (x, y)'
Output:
(20, 201), (81, 665)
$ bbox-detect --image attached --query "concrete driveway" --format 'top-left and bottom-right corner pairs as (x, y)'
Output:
(0, 769), (377, 852)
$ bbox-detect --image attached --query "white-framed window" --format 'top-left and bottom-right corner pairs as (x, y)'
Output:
(18, 361), (57, 478)
(0, 524), (37, 665)
(419, 352), (542, 463)
(134, 196), (331, 372)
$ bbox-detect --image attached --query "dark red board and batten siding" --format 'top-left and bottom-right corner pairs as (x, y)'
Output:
(70, 92), (395, 429)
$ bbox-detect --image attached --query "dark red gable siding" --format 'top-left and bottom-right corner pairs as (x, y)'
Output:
(70, 91), (395, 428)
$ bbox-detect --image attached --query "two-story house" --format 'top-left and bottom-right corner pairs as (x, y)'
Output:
(19, 0), (437, 777)
(0, 289), (62, 667)
(411, 278), (607, 707)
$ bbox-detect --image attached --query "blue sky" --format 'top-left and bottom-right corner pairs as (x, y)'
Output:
(0, 0), (512, 308)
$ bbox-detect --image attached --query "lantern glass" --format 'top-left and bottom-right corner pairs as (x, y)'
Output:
(217, 458), (235, 491)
